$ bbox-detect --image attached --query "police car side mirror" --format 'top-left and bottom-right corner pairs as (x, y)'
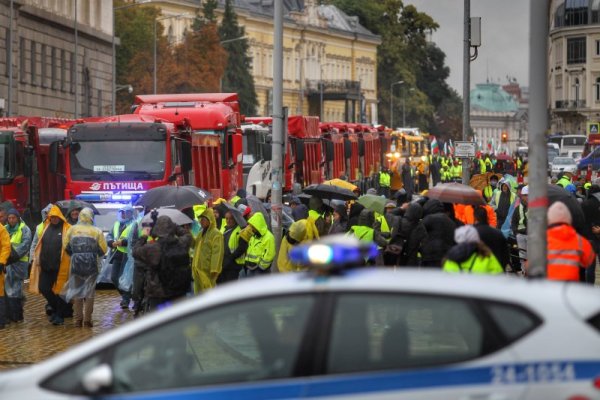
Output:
(81, 364), (113, 394)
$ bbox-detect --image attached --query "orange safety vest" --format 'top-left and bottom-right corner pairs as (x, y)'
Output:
(460, 204), (498, 228)
(546, 224), (595, 281)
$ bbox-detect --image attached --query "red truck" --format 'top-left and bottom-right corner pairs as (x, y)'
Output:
(244, 115), (323, 199)
(134, 93), (243, 200)
(0, 116), (75, 222)
(49, 114), (193, 203)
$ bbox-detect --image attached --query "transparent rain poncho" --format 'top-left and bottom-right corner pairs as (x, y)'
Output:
(61, 208), (107, 302)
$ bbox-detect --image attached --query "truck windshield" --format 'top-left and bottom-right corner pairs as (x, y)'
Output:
(69, 140), (166, 181)
(0, 133), (14, 179)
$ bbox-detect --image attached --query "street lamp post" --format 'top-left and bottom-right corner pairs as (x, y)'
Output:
(402, 87), (415, 127)
(390, 80), (404, 129)
(116, 84), (133, 94)
(7, 0), (13, 116)
(154, 13), (188, 94)
(113, 0), (151, 115)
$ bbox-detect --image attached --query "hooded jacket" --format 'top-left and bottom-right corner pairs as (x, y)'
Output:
(64, 208), (107, 274)
(421, 199), (457, 265)
(277, 219), (310, 273)
(329, 204), (348, 235)
(347, 209), (388, 247)
(398, 203), (427, 266)
(245, 212), (276, 270)
(30, 203), (53, 262)
(442, 242), (503, 275)
(192, 208), (224, 292)
(30, 205), (71, 295)
(547, 222), (595, 281)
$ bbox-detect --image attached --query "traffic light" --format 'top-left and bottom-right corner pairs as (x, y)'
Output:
(501, 132), (508, 143)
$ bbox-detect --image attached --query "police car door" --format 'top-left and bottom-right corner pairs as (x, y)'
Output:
(303, 292), (527, 399)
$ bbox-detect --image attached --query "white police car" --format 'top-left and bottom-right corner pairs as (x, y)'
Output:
(0, 237), (599, 399)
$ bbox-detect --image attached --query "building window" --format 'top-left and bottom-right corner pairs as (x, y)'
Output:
(4, 28), (9, 78)
(565, 0), (589, 26)
(596, 77), (600, 102)
(70, 51), (75, 94)
(596, 39), (600, 56)
(567, 37), (586, 64)
(60, 49), (66, 92)
(51, 47), (57, 90)
(30, 40), (36, 85)
(19, 37), (25, 83)
(41, 44), (47, 88)
(592, 0), (600, 23)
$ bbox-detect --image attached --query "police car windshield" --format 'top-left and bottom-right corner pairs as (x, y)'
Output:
(69, 140), (166, 181)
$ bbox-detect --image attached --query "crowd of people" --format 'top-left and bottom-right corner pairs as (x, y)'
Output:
(0, 153), (596, 328)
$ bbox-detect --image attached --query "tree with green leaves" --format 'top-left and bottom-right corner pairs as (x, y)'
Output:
(218, 0), (258, 116)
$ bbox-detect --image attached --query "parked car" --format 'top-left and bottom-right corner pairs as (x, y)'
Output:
(550, 156), (577, 177)
(0, 238), (599, 399)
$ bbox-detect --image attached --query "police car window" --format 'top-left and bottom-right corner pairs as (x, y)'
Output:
(104, 296), (314, 394)
(484, 302), (540, 341)
(327, 294), (487, 374)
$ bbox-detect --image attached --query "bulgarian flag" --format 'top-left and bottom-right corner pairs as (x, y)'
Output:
(431, 136), (439, 154)
(443, 141), (448, 156)
(448, 139), (455, 156)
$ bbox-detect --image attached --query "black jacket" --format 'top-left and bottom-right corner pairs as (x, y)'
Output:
(421, 199), (456, 265)
(398, 203), (427, 266)
(474, 222), (508, 269)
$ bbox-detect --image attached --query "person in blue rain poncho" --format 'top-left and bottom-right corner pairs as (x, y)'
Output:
(62, 208), (107, 328)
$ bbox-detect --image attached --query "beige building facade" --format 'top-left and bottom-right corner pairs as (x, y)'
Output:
(153, 0), (381, 122)
(549, 0), (600, 135)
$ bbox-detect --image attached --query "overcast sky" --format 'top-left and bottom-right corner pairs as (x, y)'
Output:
(405, 0), (530, 93)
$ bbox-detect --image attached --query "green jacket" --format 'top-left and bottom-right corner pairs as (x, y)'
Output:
(246, 213), (276, 270)
(443, 252), (503, 275)
(192, 208), (224, 292)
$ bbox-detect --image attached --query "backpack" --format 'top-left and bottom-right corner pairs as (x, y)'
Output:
(157, 238), (191, 295)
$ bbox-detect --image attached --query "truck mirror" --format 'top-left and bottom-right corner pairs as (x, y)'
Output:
(261, 143), (272, 161)
(49, 141), (60, 174)
(325, 141), (334, 162)
(294, 140), (305, 162)
(180, 141), (192, 173)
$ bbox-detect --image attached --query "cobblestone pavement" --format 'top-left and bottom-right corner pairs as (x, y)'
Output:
(0, 288), (132, 370)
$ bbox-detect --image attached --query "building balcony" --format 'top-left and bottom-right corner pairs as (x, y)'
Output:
(554, 100), (586, 110)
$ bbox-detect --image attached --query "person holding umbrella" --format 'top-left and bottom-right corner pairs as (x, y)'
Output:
(192, 208), (224, 293)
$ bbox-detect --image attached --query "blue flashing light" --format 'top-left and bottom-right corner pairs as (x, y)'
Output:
(76, 193), (141, 204)
(112, 194), (132, 201)
(289, 235), (378, 268)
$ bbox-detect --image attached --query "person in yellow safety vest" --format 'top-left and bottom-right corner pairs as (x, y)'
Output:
(516, 156), (523, 171)
(346, 209), (388, 265)
(479, 157), (487, 174)
(0, 221), (12, 328)
(556, 173), (572, 189)
(229, 189), (247, 208)
(450, 161), (462, 182)
(278, 219), (313, 273)
(107, 206), (135, 309)
(483, 175), (499, 203)
(378, 167), (391, 198)
(4, 209), (32, 323)
(241, 212), (275, 278)
(192, 208), (224, 293)
(308, 197), (328, 238)
(218, 210), (247, 283)
(485, 155), (493, 172)
(375, 211), (390, 235)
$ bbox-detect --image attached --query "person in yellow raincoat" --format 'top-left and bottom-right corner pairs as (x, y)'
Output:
(278, 219), (314, 273)
(192, 208), (224, 293)
(241, 212), (275, 277)
(29, 205), (71, 325)
(0, 222), (12, 328)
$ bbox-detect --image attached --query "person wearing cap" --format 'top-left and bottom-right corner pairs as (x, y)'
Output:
(546, 202), (595, 281)
(192, 208), (224, 293)
(4, 209), (32, 323)
(442, 225), (503, 274)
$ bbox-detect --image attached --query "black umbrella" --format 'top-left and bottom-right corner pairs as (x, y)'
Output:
(56, 200), (99, 216)
(181, 186), (211, 202)
(246, 195), (271, 230)
(135, 185), (208, 210)
(303, 184), (357, 201)
(223, 203), (248, 228)
(547, 184), (585, 235)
